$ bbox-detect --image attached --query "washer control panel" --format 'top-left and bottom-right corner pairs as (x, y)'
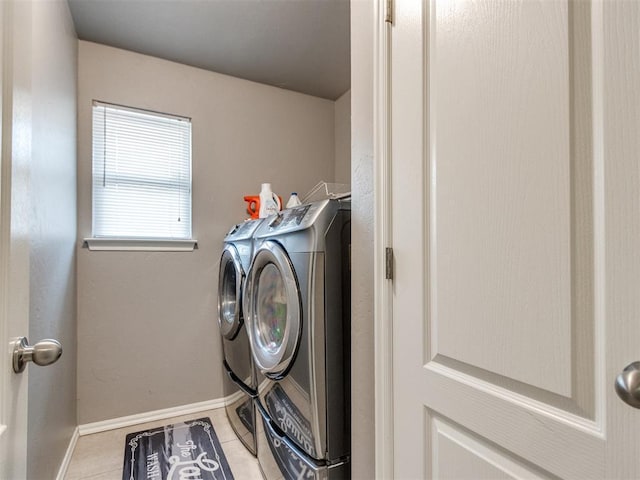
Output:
(225, 218), (262, 241)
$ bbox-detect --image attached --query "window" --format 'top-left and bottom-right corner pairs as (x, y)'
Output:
(91, 101), (193, 247)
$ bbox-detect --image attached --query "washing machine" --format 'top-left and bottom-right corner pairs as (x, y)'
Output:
(243, 198), (351, 479)
(217, 218), (263, 455)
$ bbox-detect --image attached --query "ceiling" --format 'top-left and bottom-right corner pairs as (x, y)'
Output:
(67, 0), (350, 101)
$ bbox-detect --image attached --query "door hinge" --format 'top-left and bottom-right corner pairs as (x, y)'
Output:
(385, 0), (393, 24)
(385, 247), (394, 280)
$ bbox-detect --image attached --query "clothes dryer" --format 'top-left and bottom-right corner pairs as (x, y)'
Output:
(217, 218), (263, 455)
(244, 199), (351, 479)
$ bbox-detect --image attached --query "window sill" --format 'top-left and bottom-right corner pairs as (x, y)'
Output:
(84, 238), (198, 252)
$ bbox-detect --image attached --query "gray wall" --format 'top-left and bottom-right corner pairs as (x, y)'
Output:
(334, 90), (351, 185)
(77, 41), (336, 423)
(28, 1), (78, 478)
(350, 1), (374, 478)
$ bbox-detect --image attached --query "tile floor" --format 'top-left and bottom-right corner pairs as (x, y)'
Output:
(65, 407), (263, 479)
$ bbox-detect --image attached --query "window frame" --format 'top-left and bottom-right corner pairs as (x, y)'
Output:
(85, 101), (197, 251)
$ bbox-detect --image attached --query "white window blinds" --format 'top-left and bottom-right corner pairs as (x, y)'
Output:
(92, 101), (192, 239)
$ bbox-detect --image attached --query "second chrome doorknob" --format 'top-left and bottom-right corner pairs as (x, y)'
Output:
(615, 361), (640, 408)
(12, 337), (62, 373)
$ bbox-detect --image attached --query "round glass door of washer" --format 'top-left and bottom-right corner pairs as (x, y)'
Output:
(247, 241), (301, 377)
(217, 245), (244, 340)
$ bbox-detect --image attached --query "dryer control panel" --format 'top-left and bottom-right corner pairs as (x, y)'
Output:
(253, 199), (341, 244)
(268, 205), (310, 229)
(254, 198), (348, 252)
(264, 200), (330, 235)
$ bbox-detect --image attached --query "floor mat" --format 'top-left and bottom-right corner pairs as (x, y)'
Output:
(122, 417), (235, 480)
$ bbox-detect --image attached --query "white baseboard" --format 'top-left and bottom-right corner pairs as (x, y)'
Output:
(55, 426), (79, 480)
(77, 395), (239, 436)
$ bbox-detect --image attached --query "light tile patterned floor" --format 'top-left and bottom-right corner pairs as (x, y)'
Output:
(65, 407), (263, 480)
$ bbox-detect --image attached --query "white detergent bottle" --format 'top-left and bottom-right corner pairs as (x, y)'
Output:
(286, 192), (302, 208)
(259, 183), (281, 218)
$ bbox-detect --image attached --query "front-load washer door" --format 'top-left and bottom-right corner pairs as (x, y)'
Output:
(245, 241), (302, 379)
(218, 244), (245, 340)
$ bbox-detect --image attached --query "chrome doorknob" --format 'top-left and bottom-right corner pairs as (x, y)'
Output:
(12, 336), (62, 373)
(615, 361), (640, 408)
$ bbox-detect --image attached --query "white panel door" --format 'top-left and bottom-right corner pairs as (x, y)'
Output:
(0, 0), (31, 478)
(390, 0), (640, 478)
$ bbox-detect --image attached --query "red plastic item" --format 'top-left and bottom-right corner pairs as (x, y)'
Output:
(244, 195), (260, 219)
